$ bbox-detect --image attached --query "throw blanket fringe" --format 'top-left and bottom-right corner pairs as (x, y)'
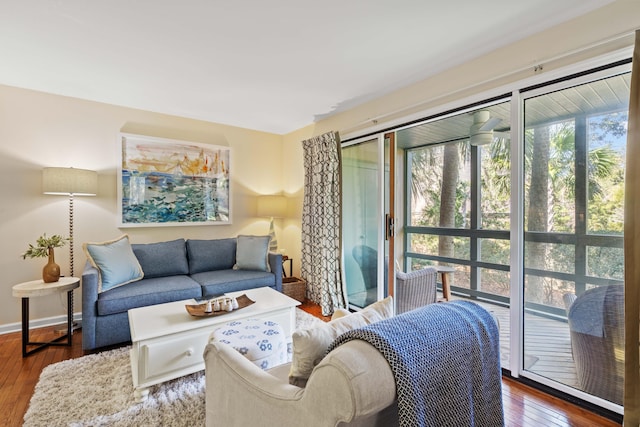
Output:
(327, 301), (504, 427)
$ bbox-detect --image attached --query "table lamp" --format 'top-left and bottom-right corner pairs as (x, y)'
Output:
(257, 195), (287, 252)
(43, 167), (98, 277)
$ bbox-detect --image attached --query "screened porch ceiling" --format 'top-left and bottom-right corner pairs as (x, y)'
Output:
(396, 72), (630, 150)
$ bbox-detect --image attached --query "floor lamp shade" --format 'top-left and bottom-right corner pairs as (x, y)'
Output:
(257, 195), (287, 252)
(42, 167), (98, 277)
(42, 167), (98, 196)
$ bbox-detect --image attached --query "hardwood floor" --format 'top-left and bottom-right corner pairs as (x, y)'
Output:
(0, 324), (85, 427)
(0, 302), (621, 427)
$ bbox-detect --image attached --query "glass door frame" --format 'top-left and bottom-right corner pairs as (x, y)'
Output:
(342, 133), (395, 310)
(341, 48), (631, 418)
(512, 61), (630, 415)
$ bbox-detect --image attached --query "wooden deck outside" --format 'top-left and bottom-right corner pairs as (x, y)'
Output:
(452, 296), (578, 388)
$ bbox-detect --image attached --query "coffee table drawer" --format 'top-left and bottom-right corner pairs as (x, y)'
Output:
(141, 328), (211, 384)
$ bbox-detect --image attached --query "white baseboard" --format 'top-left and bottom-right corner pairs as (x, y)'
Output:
(0, 313), (82, 335)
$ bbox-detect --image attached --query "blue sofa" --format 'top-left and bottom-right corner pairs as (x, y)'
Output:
(82, 237), (282, 351)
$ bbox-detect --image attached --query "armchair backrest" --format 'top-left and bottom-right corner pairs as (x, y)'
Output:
(395, 267), (437, 314)
(566, 284), (624, 405)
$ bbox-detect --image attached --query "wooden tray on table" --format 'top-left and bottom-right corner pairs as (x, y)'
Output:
(185, 294), (254, 317)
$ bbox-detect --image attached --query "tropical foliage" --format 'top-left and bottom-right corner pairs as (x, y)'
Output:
(407, 110), (626, 309)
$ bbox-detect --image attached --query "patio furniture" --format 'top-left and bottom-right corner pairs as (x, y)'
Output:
(395, 267), (438, 314)
(352, 246), (440, 312)
(564, 284), (624, 405)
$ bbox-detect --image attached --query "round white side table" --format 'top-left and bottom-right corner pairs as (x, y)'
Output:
(12, 277), (80, 357)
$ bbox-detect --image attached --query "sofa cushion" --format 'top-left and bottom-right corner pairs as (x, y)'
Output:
(83, 235), (144, 293)
(132, 238), (189, 278)
(288, 296), (394, 387)
(192, 269), (276, 296)
(187, 238), (237, 274)
(233, 235), (271, 272)
(97, 275), (202, 316)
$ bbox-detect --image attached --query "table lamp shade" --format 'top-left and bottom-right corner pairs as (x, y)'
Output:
(42, 167), (98, 196)
(257, 195), (287, 252)
(257, 195), (287, 218)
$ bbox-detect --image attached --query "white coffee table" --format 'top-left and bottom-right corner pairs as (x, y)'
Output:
(128, 286), (300, 401)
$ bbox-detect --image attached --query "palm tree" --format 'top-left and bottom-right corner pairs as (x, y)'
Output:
(438, 143), (460, 261)
(407, 112), (622, 305)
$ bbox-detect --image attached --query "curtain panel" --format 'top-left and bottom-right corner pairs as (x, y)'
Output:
(624, 29), (640, 426)
(300, 131), (346, 316)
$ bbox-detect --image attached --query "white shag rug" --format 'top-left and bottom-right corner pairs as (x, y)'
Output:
(24, 308), (322, 427)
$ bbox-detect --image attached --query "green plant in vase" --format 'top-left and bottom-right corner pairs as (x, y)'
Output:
(22, 234), (69, 283)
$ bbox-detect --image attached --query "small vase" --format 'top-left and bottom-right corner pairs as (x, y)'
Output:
(42, 247), (61, 283)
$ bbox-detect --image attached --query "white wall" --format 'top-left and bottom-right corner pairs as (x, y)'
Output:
(0, 85), (286, 331)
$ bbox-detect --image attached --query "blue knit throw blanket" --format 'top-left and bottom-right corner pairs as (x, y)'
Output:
(327, 301), (504, 427)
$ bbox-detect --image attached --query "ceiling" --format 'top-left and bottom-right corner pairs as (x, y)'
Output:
(396, 73), (630, 149)
(0, 1), (616, 135)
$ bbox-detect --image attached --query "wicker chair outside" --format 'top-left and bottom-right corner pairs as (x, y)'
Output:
(565, 284), (624, 405)
(396, 267), (438, 314)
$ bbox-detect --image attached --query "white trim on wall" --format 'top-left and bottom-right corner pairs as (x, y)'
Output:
(0, 313), (82, 336)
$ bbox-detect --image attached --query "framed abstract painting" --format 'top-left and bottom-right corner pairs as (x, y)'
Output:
(118, 133), (231, 227)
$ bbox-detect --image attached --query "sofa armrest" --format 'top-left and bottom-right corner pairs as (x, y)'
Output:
(81, 261), (99, 351)
(268, 252), (283, 292)
(308, 340), (397, 421)
(204, 342), (304, 426)
(205, 342), (303, 400)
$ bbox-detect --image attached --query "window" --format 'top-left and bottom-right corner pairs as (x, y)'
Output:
(342, 58), (631, 411)
(399, 101), (511, 301)
(522, 70), (629, 404)
(523, 73), (628, 311)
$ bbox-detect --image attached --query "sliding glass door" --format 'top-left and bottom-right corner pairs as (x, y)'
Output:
(521, 67), (629, 410)
(342, 135), (394, 309)
(341, 56), (630, 415)
(399, 100), (512, 368)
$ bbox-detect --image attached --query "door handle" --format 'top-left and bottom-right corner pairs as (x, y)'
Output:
(385, 214), (395, 240)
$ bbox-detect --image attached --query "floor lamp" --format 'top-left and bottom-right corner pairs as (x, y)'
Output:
(43, 167), (98, 277)
(257, 195), (287, 252)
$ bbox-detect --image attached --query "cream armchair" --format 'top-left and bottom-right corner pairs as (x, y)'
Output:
(203, 339), (399, 427)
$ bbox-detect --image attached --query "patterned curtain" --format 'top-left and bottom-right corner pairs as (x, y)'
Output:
(300, 131), (346, 316)
(624, 30), (640, 426)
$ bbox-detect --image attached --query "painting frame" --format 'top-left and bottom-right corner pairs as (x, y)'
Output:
(118, 133), (231, 227)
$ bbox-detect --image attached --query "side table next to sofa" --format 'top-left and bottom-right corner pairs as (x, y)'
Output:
(12, 277), (80, 357)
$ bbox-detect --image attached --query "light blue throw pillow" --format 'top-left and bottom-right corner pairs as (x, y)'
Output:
(83, 234), (144, 293)
(234, 235), (271, 272)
